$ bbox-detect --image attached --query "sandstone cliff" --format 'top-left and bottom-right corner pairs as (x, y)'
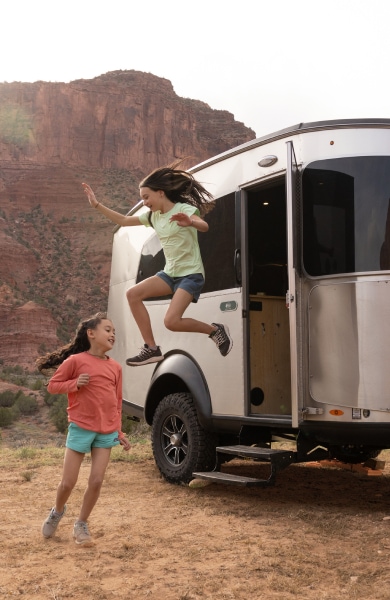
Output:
(0, 70), (255, 371)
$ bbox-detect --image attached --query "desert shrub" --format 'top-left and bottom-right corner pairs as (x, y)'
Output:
(0, 407), (15, 427)
(31, 378), (44, 391)
(49, 396), (68, 433)
(0, 390), (18, 407)
(0, 365), (29, 387)
(121, 415), (141, 436)
(14, 393), (39, 415)
(43, 388), (59, 407)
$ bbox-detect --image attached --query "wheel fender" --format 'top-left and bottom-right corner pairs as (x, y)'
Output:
(144, 352), (212, 430)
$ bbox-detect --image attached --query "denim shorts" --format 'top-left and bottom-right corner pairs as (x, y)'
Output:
(156, 271), (205, 303)
(66, 422), (120, 454)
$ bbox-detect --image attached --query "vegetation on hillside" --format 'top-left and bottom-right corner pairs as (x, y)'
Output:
(1, 167), (139, 344)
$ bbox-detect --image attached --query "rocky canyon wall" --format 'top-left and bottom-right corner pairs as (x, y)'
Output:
(0, 70), (255, 370)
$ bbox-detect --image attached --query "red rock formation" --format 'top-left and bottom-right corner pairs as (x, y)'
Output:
(0, 288), (58, 369)
(0, 70), (256, 370)
(0, 70), (254, 173)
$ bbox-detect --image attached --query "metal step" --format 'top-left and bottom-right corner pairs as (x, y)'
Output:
(217, 445), (295, 469)
(191, 471), (271, 487)
(192, 445), (296, 488)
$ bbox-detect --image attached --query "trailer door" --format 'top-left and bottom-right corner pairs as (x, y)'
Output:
(286, 141), (300, 427)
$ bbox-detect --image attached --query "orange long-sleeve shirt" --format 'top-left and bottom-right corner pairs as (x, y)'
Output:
(47, 352), (123, 434)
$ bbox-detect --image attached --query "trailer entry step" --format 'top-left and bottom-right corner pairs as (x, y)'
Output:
(192, 445), (296, 488)
(191, 471), (271, 487)
(217, 445), (295, 469)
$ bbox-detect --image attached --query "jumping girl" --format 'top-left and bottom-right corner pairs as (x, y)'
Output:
(82, 162), (233, 367)
(37, 312), (130, 546)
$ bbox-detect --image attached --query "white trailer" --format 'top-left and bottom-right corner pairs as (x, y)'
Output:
(108, 118), (390, 486)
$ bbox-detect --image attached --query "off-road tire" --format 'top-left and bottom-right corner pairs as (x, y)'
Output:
(152, 392), (217, 484)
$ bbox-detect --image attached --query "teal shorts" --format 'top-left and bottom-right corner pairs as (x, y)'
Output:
(66, 422), (120, 454)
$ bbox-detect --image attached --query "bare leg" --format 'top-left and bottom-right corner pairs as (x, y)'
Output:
(126, 276), (172, 346)
(164, 288), (215, 335)
(77, 447), (112, 523)
(54, 448), (85, 513)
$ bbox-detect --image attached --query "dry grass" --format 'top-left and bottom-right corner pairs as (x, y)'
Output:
(1, 437), (390, 599)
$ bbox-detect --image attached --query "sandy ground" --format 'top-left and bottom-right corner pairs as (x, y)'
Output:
(2, 436), (390, 600)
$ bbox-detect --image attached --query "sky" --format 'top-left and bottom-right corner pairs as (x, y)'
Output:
(1, 0), (390, 138)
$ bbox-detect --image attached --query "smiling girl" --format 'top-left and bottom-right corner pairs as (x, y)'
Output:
(37, 312), (130, 546)
(82, 162), (233, 366)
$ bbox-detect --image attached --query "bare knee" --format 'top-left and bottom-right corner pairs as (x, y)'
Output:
(87, 475), (104, 494)
(164, 314), (180, 331)
(126, 285), (145, 306)
(126, 287), (137, 304)
(58, 478), (76, 495)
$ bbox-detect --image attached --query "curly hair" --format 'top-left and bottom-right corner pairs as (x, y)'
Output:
(139, 160), (215, 216)
(36, 312), (108, 373)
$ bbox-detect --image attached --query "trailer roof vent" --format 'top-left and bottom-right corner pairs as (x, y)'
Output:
(258, 155), (278, 167)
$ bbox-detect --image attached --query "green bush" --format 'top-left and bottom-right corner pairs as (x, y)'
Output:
(14, 393), (39, 415)
(43, 388), (59, 407)
(121, 415), (139, 436)
(31, 379), (44, 391)
(0, 407), (15, 427)
(0, 390), (17, 407)
(49, 396), (68, 433)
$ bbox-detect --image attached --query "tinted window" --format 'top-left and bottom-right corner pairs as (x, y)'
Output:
(200, 193), (237, 293)
(302, 157), (390, 275)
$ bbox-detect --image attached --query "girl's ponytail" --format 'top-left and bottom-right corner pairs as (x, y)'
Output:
(139, 160), (215, 216)
(36, 312), (107, 373)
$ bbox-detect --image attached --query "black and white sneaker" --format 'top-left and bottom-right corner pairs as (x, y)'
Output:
(126, 344), (164, 366)
(209, 323), (233, 357)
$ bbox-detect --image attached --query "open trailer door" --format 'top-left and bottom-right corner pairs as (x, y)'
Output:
(286, 140), (300, 428)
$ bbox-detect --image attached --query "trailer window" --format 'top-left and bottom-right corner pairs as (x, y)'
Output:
(199, 192), (237, 293)
(302, 156), (390, 275)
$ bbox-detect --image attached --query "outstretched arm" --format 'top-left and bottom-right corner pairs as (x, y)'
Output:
(82, 183), (142, 227)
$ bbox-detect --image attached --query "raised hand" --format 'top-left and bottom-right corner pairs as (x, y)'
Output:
(82, 183), (99, 209)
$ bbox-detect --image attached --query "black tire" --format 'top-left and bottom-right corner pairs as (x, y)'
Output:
(329, 444), (381, 464)
(151, 392), (217, 484)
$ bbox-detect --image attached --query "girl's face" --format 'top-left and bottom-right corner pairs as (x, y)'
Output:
(88, 319), (115, 352)
(140, 187), (165, 211)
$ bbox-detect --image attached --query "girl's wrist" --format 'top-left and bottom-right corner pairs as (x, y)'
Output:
(95, 202), (100, 209)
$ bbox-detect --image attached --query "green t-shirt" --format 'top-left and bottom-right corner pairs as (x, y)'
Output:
(138, 202), (205, 278)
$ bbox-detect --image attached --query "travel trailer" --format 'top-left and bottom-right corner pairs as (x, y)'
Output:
(108, 118), (390, 487)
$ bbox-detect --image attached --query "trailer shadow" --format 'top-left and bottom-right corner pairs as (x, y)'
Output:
(191, 458), (390, 518)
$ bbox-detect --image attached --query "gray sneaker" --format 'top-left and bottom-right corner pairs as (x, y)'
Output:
(126, 344), (164, 366)
(73, 521), (94, 546)
(41, 505), (66, 538)
(209, 323), (233, 356)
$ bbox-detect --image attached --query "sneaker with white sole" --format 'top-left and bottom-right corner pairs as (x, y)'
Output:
(73, 521), (94, 546)
(126, 344), (164, 366)
(209, 323), (233, 357)
(41, 505), (67, 538)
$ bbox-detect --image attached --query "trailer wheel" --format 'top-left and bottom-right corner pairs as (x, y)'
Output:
(329, 445), (381, 464)
(152, 392), (217, 484)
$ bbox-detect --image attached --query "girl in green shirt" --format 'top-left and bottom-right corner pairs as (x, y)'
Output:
(82, 162), (233, 365)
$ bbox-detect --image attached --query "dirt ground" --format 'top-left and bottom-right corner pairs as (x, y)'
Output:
(2, 426), (390, 600)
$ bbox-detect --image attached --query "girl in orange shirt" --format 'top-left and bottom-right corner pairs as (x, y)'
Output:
(37, 312), (130, 546)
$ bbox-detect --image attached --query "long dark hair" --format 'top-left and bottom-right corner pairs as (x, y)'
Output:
(139, 160), (215, 216)
(36, 312), (108, 373)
